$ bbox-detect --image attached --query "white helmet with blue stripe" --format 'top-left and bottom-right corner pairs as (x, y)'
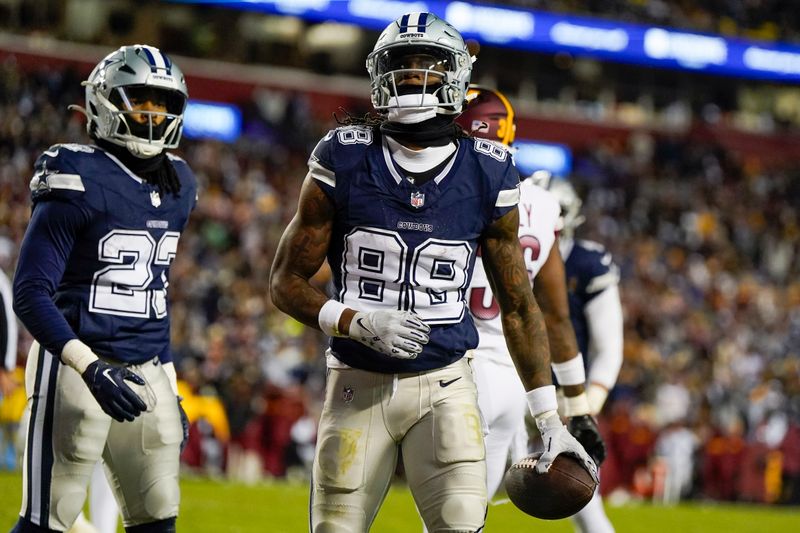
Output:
(75, 44), (188, 158)
(366, 12), (473, 115)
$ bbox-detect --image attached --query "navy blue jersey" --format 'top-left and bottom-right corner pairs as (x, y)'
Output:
(311, 126), (520, 373)
(13, 143), (197, 365)
(563, 239), (619, 359)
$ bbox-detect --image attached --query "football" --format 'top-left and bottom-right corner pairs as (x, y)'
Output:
(503, 452), (597, 520)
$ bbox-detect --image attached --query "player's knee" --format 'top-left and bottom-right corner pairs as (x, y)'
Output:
(124, 517), (176, 533)
(140, 477), (179, 521)
(52, 486), (90, 531)
(433, 496), (487, 533)
(311, 503), (366, 533)
(9, 516), (60, 533)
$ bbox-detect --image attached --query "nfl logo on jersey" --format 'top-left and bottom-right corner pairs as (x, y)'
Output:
(150, 190), (161, 207)
(410, 191), (425, 208)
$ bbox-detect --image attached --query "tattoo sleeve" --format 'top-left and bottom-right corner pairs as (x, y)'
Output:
(269, 176), (336, 329)
(534, 240), (584, 396)
(481, 209), (553, 390)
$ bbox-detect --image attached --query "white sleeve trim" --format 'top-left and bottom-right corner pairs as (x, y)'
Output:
(307, 160), (335, 188)
(586, 267), (619, 294)
(48, 174), (85, 191)
(495, 186), (520, 207)
(585, 285), (624, 390)
(30, 172), (85, 192)
(0, 272), (17, 371)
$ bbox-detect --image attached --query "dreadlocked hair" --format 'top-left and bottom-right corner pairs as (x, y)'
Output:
(150, 159), (182, 197)
(92, 135), (182, 197)
(333, 108), (385, 131)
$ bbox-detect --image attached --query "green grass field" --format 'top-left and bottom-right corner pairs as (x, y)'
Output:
(1, 470), (797, 532)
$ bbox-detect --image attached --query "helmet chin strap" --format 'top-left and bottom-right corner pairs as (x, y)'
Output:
(386, 93), (440, 124)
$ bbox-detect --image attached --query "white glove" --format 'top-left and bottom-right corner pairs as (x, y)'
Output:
(536, 412), (599, 483)
(349, 310), (430, 359)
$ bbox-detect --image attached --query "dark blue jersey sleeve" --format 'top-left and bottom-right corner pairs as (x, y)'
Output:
(492, 158), (521, 222)
(307, 129), (338, 200)
(13, 197), (93, 356)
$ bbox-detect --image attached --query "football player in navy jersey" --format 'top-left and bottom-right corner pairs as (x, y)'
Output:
(11, 45), (196, 533)
(456, 86), (605, 503)
(270, 12), (596, 532)
(547, 179), (623, 533)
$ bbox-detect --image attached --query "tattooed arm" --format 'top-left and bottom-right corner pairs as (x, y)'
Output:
(270, 177), (355, 331)
(481, 209), (552, 391)
(533, 239), (584, 398)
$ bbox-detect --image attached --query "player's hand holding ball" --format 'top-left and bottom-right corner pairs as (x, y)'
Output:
(504, 413), (599, 519)
(536, 412), (599, 481)
(349, 310), (430, 359)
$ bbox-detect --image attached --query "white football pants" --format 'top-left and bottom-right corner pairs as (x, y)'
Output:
(311, 357), (487, 533)
(19, 342), (181, 531)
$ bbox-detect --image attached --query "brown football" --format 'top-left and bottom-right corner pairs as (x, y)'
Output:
(503, 452), (597, 520)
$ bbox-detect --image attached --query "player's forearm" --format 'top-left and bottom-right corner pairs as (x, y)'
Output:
(270, 269), (332, 330)
(12, 279), (76, 356)
(544, 316), (584, 398)
(270, 176), (337, 329)
(483, 210), (553, 390)
(532, 265), (583, 395)
(501, 294), (552, 390)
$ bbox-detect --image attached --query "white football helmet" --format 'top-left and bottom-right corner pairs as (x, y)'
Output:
(366, 12), (472, 115)
(547, 179), (585, 239)
(74, 44), (188, 158)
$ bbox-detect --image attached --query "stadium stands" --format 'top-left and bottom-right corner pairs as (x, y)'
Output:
(1, 2), (799, 505)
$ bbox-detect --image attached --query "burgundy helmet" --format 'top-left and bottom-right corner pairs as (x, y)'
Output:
(456, 85), (516, 146)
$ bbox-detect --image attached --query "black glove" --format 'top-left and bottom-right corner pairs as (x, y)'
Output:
(81, 360), (147, 422)
(178, 397), (189, 453)
(568, 414), (607, 466)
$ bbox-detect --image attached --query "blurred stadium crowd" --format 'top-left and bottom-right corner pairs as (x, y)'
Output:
(4, 0), (800, 136)
(499, 0), (800, 43)
(1, 0), (800, 509)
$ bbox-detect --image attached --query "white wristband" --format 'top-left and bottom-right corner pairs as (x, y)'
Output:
(61, 339), (98, 374)
(318, 300), (349, 337)
(551, 353), (586, 386)
(587, 383), (609, 415)
(562, 391), (591, 417)
(526, 385), (558, 417)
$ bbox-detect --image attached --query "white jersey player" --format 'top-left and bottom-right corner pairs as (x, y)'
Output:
(456, 86), (606, 501)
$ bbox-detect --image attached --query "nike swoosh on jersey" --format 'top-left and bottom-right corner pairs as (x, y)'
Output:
(438, 377), (461, 387)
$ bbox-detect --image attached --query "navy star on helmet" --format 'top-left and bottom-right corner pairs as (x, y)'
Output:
(72, 44), (188, 158)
